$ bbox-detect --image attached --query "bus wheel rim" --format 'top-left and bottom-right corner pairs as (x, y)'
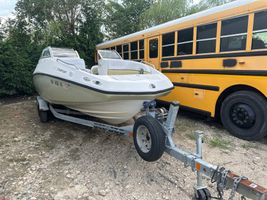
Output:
(230, 103), (256, 129)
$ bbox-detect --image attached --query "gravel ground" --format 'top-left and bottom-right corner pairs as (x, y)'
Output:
(0, 98), (266, 200)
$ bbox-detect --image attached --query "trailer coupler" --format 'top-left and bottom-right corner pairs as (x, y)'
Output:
(164, 103), (267, 200)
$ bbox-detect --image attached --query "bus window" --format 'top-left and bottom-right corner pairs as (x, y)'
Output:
(220, 15), (248, 52)
(123, 44), (129, 59)
(197, 23), (217, 54)
(177, 28), (193, 55)
(130, 41), (138, 60)
(116, 45), (122, 56)
(149, 38), (158, 58)
(162, 32), (175, 57)
(252, 10), (267, 50)
(139, 40), (144, 59)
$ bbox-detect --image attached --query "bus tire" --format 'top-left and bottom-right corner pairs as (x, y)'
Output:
(220, 90), (267, 140)
(133, 116), (166, 162)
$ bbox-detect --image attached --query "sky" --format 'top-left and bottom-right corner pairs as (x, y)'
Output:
(0, 0), (17, 19)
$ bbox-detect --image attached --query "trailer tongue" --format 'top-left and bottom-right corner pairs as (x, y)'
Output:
(37, 97), (267, 200)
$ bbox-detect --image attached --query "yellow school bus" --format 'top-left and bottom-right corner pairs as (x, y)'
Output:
(96, 0), (267, 140)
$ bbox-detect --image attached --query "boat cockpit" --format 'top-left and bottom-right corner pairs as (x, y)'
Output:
(40, 47), (152, 76)
(93, 50), (152, 76)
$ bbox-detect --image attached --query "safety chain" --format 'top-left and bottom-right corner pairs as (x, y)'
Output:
(211, 167), (248, 200)
(228, 176), (248, 200)
(210, 167), (229, 200)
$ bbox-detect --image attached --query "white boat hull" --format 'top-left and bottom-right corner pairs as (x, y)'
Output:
(33, 74), (168, 124)
(33, 48), (174, 125)
(67, 100), (144, 124)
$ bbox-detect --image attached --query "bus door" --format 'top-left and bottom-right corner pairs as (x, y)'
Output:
(147, 36), (160, 70)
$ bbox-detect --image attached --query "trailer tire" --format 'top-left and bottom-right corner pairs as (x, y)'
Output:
(194, 188), (211, 200)
(133, 116), (166, 162)
(220, 91), (267, 140)
(37, 103), (49, 123)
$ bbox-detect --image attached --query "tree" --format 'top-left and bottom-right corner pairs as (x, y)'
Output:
(141, 0), (192, 28)
(188, 0), (235, 14)
(0, 0), (105, 97)
(0, 19), (38, 96)
(199, 0), (235, 7)
(141, 0), (235, 28)
(15, 0), (104, 63)
(77, 0), (104, 66)
(16, 0), (83, 45)
(0, 19), (4, 41)
(105, 0), (153, 39)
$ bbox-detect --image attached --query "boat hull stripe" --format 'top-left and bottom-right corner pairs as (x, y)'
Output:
(33, 73), (174, 95)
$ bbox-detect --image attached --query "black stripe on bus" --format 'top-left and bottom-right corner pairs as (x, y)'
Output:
(162, 69), (267, 76)
(162, 51), (267, 61)
(156, 99), (211, 117)
(173, 82), (219, 91)
(33, 73), (174, 95)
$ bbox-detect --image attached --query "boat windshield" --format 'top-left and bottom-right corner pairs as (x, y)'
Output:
(98, 50), (122, 60)
(51, 48), (79, 58)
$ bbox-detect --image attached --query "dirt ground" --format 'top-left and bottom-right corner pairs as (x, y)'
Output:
(0, 98), (266, 200)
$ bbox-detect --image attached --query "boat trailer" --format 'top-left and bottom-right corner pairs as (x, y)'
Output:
(37, 96), (267, 200)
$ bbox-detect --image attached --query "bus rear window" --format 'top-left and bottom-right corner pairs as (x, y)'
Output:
(252, 10), (267, 50)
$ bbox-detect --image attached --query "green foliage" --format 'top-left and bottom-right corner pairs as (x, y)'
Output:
(188, 0), (235, 14)
(0, 20), (4, 41)
(0, 0), (104, 97)
(199, 0), (235, 7)
(0, 19), (42, 97)
(208, 136), (233, 149)
(141, 0), (235, 28)
(77, 0), (104, 66)
(105, 0), (153, 38)
(141, 0), (192, 28)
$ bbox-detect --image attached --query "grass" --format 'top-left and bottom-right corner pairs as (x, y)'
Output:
(185, 133), (197, 141)
(208, 136), (232, 149)
(241, 143), (259, 150)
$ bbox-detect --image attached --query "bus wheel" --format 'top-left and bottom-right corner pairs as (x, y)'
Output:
(220, 90), (267, 140)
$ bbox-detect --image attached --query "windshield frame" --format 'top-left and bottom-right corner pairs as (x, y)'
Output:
(98, 50), (122, 60)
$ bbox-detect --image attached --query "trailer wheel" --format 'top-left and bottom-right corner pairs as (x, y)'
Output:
(37, 103), (49, 123)
(194, 188), (211, 200)
(220, 91), (267, 140)
(133, 116), (165, 162)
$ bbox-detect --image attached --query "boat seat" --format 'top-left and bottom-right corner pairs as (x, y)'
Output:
(91, 65), (99, 75)
(98, 59), (152, 76)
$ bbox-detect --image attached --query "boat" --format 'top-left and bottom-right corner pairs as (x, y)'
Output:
(33, 47), (174, 124)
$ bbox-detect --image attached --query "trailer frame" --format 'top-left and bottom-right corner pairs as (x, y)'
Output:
(37, 96), (267, 200)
